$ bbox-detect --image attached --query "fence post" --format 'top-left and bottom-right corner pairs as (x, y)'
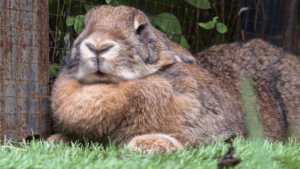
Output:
(0, 0), (50, 140)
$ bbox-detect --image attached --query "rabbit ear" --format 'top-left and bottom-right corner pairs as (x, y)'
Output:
(153, 28), (200, 65)
(133, 9), (199, 67)
(168, 39), (200, 65)
(133, 9), (148, 30)
(132, 10), (177, 69)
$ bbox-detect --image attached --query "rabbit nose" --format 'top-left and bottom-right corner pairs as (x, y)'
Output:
(86, 43), (114, 57)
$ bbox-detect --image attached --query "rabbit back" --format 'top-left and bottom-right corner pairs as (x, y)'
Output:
(196, 39), (300, 140)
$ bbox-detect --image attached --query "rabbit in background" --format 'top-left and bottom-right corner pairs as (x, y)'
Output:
(48, 5), (300, 154)
(195, 40), (300, 141)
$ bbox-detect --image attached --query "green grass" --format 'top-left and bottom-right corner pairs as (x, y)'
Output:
(1, 137), (300, 169)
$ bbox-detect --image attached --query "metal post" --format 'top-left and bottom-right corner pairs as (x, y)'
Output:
(0, 0), (50, 140)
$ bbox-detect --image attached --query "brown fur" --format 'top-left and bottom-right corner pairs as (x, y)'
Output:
(196, 39), (300, 140)
(128, 134), (183, 154)
(50, 62), (246, 149)
(47, 133), (71, 143)
(61, 5), (197, 84)
(48, 6), (300, 153)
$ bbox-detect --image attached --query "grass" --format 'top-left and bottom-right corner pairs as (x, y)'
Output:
(1, 137), (300, 169)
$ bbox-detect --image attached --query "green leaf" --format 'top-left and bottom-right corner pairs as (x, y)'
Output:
(179, 35), (190, 50)
(216, 22), (228, 33)
(62, 0), (70, 5)
(199, 21), (216, 29)
(185, 0), (211, 9)
(49, 65), (61, 75)
(48, 0), (58, 14)
(106, 0), (112, 4)
(111, 0), (119, 6)
(49, 65), (57, 75)
(64, 34), (71, 51)
(119, 0), (130, 5)
(74, 15), (84, 34)
(110, 0), (129, 6)
(66, 17), (75, 26)
(152, 13), (182, 36)
(144, 0), (181, 16)
(213, 16), (218, 22)
(60, 2), (65, 16)
(69, 2), (83, 16)
(85, 4), (100, 11)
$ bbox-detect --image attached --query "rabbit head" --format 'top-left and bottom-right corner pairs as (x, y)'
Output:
(62, 5), (196, 84)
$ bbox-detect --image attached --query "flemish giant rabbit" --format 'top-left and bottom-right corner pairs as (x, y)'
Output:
(48, 5), (300, 153)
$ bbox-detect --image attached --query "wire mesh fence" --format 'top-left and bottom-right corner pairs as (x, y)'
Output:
(0, 0), (299, 141)
(0, 0), (50, 140)
(49, 0), (299, 78)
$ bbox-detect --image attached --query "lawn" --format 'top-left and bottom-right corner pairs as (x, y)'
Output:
(1, 137), (300, 169)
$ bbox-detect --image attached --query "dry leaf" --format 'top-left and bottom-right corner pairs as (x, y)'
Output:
(224, 133), (237, 144)
(217, 147), (242, 169)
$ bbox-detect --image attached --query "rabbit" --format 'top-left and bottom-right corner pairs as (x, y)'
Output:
(195, 39), (300, 140)
(48, 5), (201, 153)
(48, 5), (300, 153)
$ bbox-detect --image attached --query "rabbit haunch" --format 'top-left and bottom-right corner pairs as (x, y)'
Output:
(196, 39), (300, 141)
(49, 5), (300, 152)
(61, 5), (197, 84)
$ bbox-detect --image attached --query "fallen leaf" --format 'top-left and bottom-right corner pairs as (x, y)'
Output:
(217, 147), (242, 169)
(224, 133), (237, 144)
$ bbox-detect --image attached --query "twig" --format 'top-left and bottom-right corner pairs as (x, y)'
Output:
(260, 0), (266, 39)
(49, 26), (56, 46)
(253, 0), (263, 34)
(217, 147), (242, 169)
(242, 30), (245, 40)
(1, 146), (27, 151)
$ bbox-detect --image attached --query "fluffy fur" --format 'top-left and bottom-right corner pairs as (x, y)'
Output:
(196, 39), (300, 140)
(49, 62), (246, 149)
(48, 5), (300, 153)
(128, 134), (184, 154)
(60, 5), (197, 84)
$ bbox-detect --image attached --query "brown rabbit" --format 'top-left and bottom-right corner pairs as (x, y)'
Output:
(48, 5), (300, 153)
(195, 40), (300, 140)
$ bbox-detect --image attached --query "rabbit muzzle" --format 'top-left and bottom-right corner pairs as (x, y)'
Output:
(75, 27), (123, 83)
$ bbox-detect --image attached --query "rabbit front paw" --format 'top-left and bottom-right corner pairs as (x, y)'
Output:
(47, 133), (71, 144)
(127, 133), (183, 154)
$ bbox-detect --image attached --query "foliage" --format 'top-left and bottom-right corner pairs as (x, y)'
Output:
(199, 16), (228, 34)
(66, 15), (84, 34)
(1, 137), (300, 168)
(49, 64), (61, 75)
(151, 13), (190, 49)
(49, 0), (241, 76)
(185, 0), (211, 9)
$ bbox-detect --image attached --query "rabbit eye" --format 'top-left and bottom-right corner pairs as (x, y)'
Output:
(136, 25), (146, 36)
